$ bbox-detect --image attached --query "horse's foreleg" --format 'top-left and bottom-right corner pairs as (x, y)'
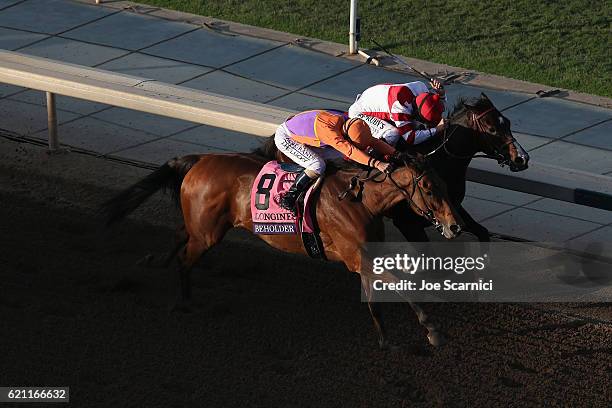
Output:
(408, 302), (446, 347)
(458, 205), (490, 242)
(372, 273), (445, 347)
(340, 249), (389, 349)
(359, 257), (445, 347)
(360, 274), (388, 349)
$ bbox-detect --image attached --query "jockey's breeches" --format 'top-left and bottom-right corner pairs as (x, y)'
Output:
(274, 124), (343, 176)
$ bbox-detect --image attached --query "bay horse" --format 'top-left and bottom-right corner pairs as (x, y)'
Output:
(103, 153), (463, 347)
(391, 93), (530, 242)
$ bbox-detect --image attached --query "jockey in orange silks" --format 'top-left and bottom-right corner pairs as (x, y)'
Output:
(274, 109), (397, 213)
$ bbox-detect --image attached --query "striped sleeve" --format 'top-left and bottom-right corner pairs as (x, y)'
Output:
(400, 127), (438, 145)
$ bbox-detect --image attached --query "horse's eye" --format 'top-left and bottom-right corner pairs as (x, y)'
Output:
(425, 190), (433, 197)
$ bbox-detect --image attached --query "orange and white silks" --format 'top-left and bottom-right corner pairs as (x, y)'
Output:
(284, 110), (394, 167)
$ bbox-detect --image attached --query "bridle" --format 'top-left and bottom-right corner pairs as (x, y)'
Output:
(424, 106), (517, 167)
(388, 169), (441, 231)
(338, 160), (442, 231)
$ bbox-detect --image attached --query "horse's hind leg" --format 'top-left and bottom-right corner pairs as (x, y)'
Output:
(176, 238), (208, 302)
(175, 222), (231, 308)
(162, 226), (189, 268)
(170, 238), (204, 311)
(137, 225), (188, 268)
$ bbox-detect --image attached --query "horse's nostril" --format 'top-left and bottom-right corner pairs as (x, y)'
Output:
(515, 156), (525, 166)
(450, 224), (461, 235)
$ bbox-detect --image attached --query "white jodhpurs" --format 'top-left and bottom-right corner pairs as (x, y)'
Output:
(274, 124), (343, 176)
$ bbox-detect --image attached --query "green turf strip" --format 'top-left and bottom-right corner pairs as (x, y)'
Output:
(139, 0), (611, 98)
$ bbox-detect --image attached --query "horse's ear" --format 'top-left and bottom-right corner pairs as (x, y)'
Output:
(480, 92), (492, 103)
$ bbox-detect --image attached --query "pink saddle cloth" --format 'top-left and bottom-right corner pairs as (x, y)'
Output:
(251, 161), (317, 235)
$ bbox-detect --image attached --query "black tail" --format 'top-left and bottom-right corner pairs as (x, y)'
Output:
(101, 155), (201, 225)
(252, 134), (278, 159)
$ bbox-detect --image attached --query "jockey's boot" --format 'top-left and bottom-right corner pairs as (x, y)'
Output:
(280, 171), (316, 215)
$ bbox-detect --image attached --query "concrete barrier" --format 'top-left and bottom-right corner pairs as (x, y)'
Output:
(0, 49), (610, 211)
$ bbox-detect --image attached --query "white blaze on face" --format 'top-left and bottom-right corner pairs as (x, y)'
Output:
(514, 138), (528, 158)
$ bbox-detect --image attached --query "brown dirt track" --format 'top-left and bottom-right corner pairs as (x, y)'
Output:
(0, 138), (611, 407)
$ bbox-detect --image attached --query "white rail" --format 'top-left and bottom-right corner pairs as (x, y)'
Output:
(0, 50), (292, 141)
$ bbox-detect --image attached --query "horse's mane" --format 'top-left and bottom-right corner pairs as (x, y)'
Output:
(252, 135), (278, 159)
(450, 96), (491, 116)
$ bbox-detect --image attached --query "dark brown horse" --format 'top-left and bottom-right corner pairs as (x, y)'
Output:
(391, 93), (530, 242)
(103, 152), (462, 347)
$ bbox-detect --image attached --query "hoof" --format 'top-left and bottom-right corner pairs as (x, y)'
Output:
(427, 331), (447, 347)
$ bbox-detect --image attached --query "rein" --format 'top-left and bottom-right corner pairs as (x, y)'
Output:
(337, 163), (439, 227)
(424, 106), (514, 166)
(387, 171), (439, 228)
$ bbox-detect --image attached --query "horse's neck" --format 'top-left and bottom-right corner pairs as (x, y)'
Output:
(434, 124), (479, 201)
(445, 125), (478, 163)
(427, 126), (466, 170)
(447, 109), (489, 158)
(362, 175), (411, 216)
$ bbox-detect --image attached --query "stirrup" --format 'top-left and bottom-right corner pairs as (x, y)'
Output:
(280, 194), (298, 214)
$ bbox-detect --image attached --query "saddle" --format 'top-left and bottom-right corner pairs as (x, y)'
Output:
(251, 161), (325, 259)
